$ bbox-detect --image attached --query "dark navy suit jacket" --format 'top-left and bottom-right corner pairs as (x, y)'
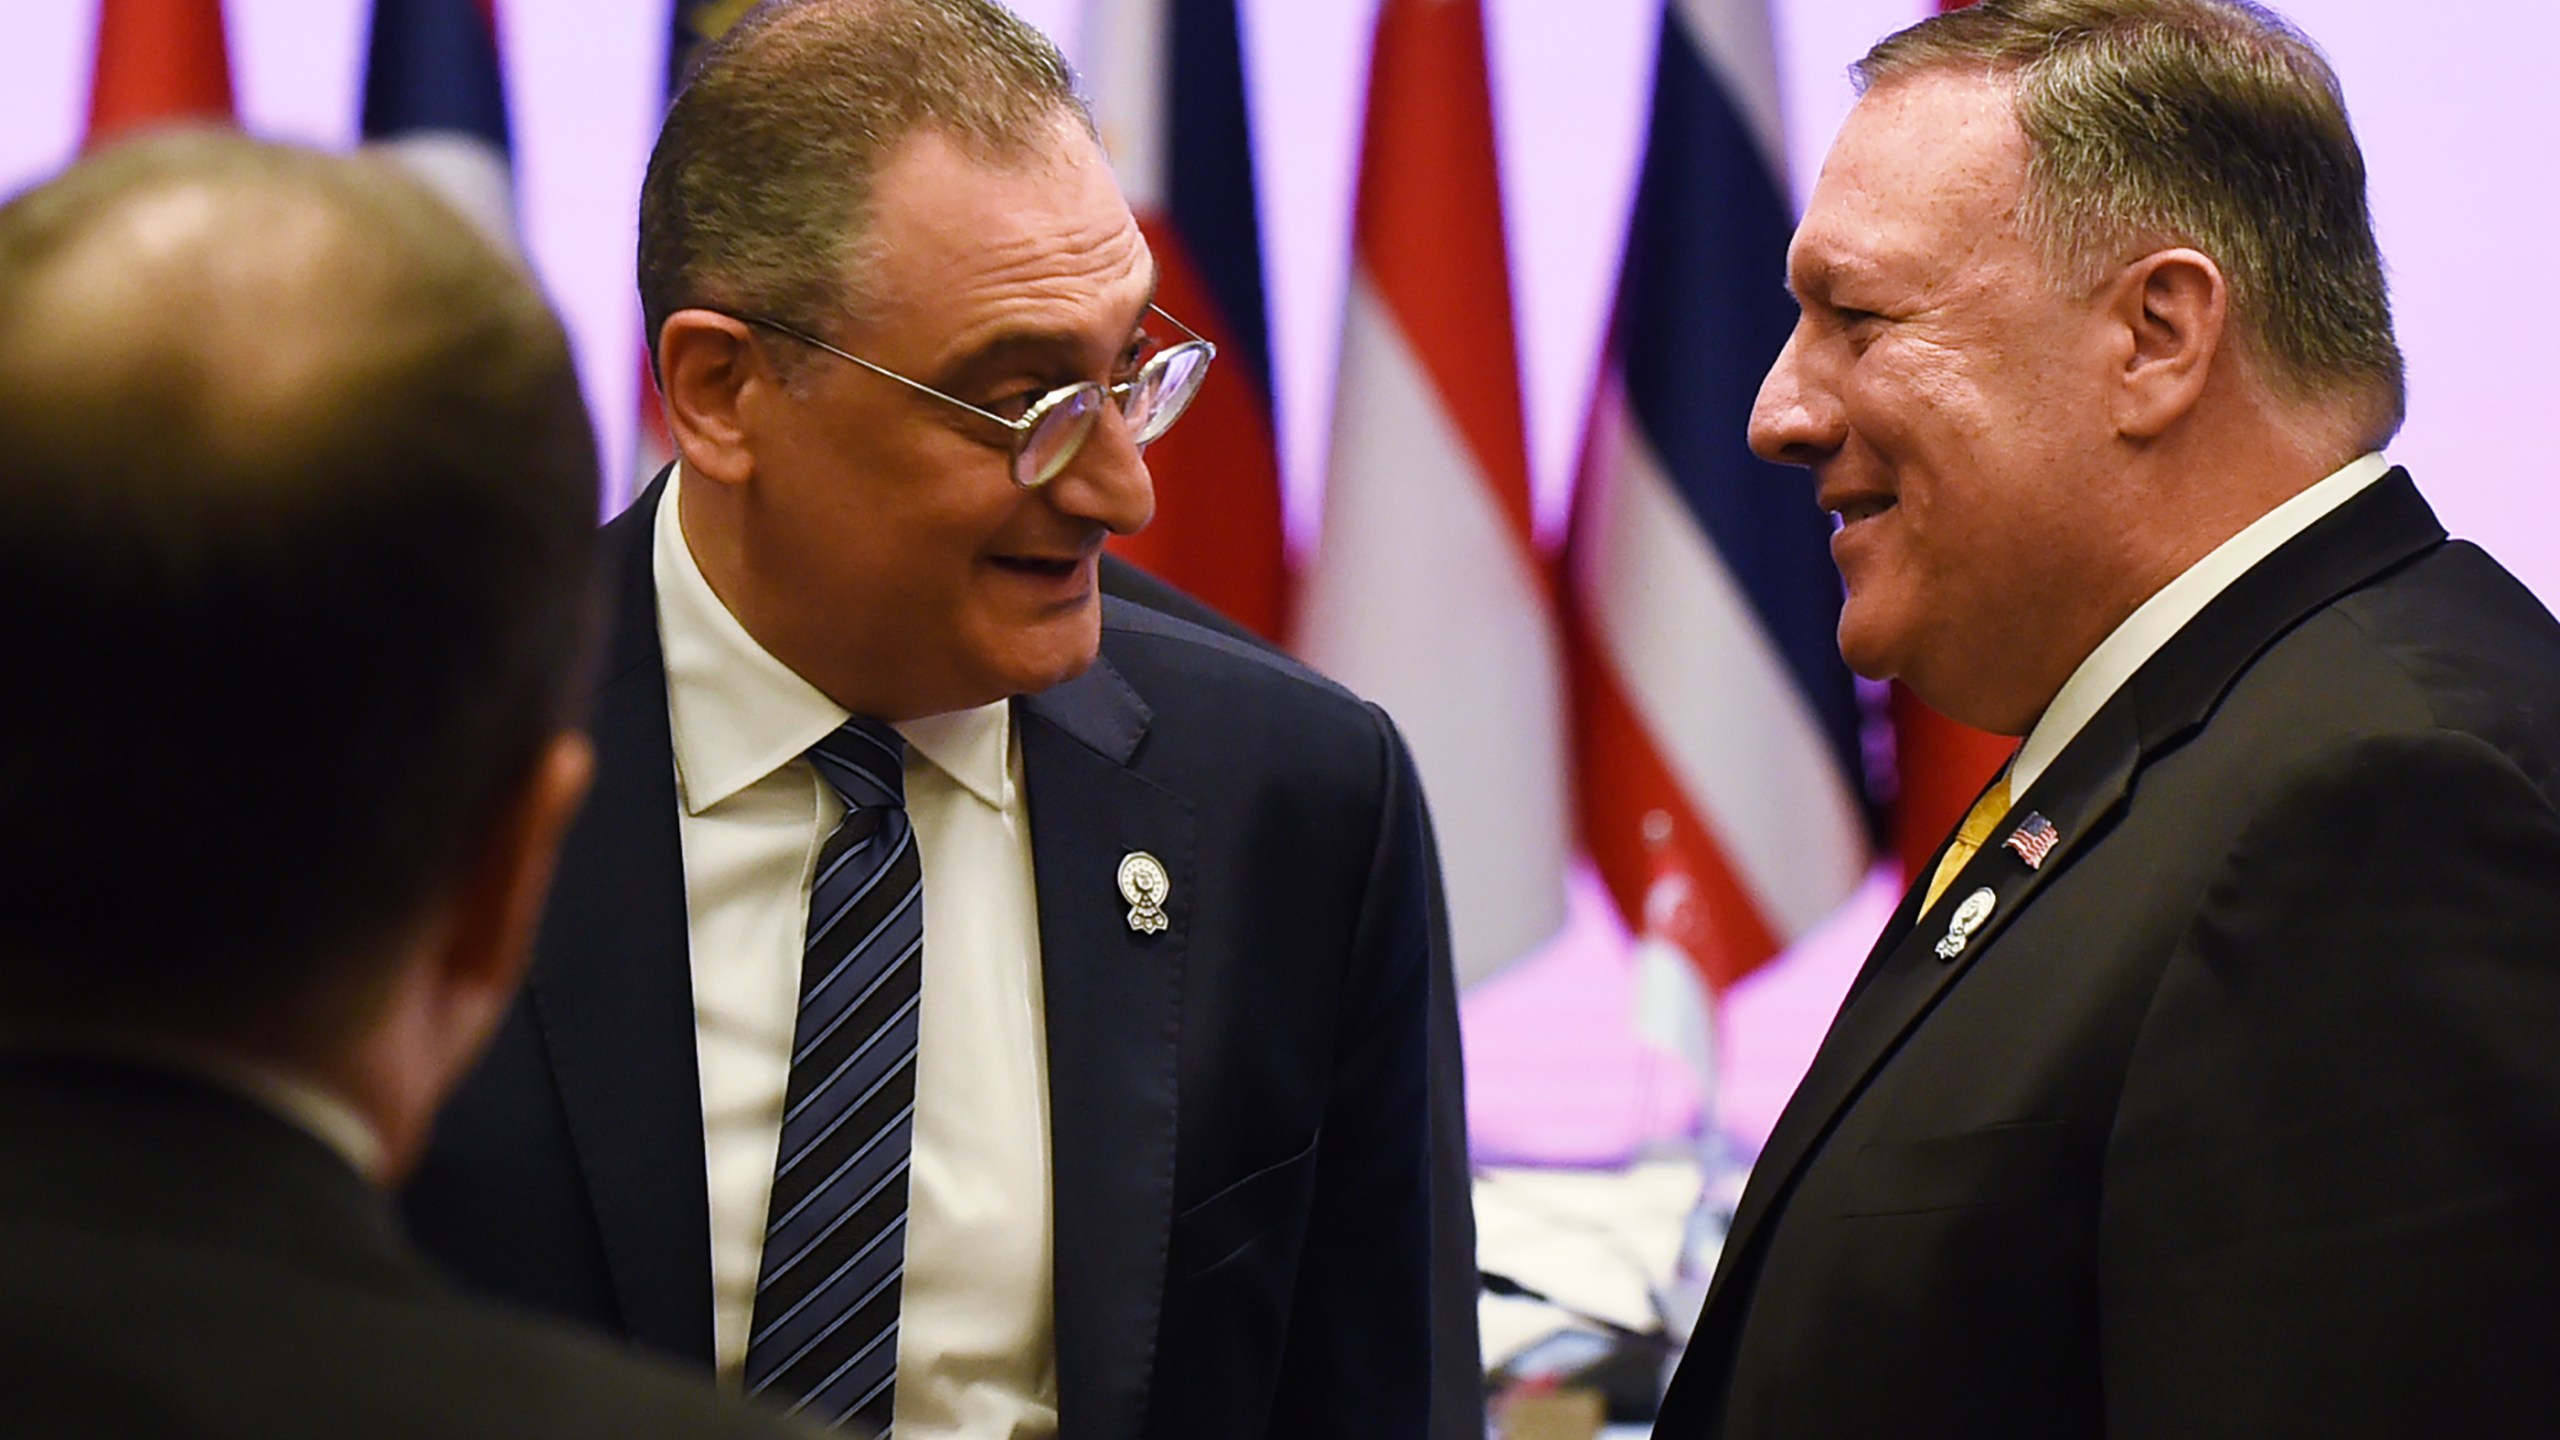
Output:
(404, 478), (1478, 1440)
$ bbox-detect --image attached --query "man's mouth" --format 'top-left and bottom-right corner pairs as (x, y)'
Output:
(989, 554), (1084, 579)
(1829, 496), (1896, 529)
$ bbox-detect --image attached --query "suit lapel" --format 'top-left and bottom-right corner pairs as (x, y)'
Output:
(1702, 469), (2447, 1321)
(1707, 709), (2138, 1314)
(1019, 650), (1192, 1440)
(525, 474), (717, 1363)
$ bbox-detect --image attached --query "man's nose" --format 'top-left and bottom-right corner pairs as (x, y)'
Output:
(1747, 325), (1844, 468)
(1042, 404), (1156, 537)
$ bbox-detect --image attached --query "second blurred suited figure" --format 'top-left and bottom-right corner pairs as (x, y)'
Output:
(0, 134), (822, 1439)
(1658, 1), (2560, 1436)
(403, 2), (1472, 1437)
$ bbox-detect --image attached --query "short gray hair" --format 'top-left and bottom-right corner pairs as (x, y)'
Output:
(637, 0), (1091, 354)
(1859, 0), (2404, 441)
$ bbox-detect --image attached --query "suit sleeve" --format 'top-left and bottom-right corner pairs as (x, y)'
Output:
(2102, 729), (2560, 1436)
(1266, 705), (1466, 1438)
(1413, 777), (1487, 1440)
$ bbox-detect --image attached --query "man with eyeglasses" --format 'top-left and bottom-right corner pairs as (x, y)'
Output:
(401, 3), (1468, 1438)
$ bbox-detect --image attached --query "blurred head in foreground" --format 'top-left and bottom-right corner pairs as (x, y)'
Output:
(0, 130), (602, 1182)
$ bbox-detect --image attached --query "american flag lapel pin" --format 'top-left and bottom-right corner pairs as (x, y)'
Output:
(2003, 811), (2061, 870)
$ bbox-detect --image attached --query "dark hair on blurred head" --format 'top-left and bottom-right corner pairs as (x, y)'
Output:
(1860, 0), (2404, 443)
(0, 131), (602, 1052)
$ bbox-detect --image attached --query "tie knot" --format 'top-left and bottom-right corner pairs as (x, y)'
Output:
(809, 717), (906, 811)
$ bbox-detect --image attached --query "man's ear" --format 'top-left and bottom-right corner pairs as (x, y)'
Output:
(2108, 247), (2226, 440)
(657, 309), (769, 487)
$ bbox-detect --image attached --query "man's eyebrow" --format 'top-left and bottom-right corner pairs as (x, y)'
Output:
(939, 329), (1086, 387)
(942, 270), (1169, 385)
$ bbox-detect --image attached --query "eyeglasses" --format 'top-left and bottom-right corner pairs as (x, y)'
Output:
(733, 305), (1216, 489)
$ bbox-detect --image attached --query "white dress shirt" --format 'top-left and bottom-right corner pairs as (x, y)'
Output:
(2012, 452), (2393, 794)
(654, 468), (1060, 1440)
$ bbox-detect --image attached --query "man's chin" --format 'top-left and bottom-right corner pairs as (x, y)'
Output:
(989, 612), (1105, 699)
(1834, 611), (1903, 685)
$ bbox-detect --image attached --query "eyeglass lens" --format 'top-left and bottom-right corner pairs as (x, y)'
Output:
(1014, 341), (1214, 488)
(1019, 387), (1102, 487)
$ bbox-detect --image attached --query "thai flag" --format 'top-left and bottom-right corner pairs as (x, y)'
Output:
(1563, 0), (1871, 996)
(1296, 0), (1571, 985)
(1085, 0), (1290, 641)
(86, 0), (234, 147)
(359, 0), (517, 249)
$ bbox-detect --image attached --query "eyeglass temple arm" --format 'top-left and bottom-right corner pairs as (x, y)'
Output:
(739, 315), (1028, 432)
(742, 308), (1210, 417)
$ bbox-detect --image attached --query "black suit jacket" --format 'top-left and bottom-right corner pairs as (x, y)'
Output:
(0, 1057), (823, 1440)
(1658, 471), (2560, 1438)
(405, 479), (1470, 1440)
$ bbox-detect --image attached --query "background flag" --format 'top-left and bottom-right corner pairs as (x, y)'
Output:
(360, 0), (516, 248)
(1886, 687), (2015, 882)
(86, 0), (233, 146)
(1086, 0), (1290, 641)
(1565, 0), (1871, 1011)
(1295, 0), (1570, 985)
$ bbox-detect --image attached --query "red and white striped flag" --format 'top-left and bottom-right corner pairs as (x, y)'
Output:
(1566, 0), (1871, 1001)
(86, 0), (234, 147)
(1295, 0), (1569, 985)
(1085, 0), (1290, 640)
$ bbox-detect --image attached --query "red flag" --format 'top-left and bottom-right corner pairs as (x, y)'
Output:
(1887, 686), (2015, 883)
(87, 0), (234, 146)
(1087, 0), (1290, 641)
(1295, 0), (1570, 984)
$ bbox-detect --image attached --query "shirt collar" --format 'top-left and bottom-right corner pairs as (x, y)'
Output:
(656, 465), (848, 814)
(899, 701), (1014, 811)
(2012, 451), (2393, 795)
(654, 465), (1014, 814)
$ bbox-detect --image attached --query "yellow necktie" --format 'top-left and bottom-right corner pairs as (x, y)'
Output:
(1921, 775), (2013, 915)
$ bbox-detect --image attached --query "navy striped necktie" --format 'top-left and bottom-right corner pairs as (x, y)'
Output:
(744, 716), (922, 1433)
